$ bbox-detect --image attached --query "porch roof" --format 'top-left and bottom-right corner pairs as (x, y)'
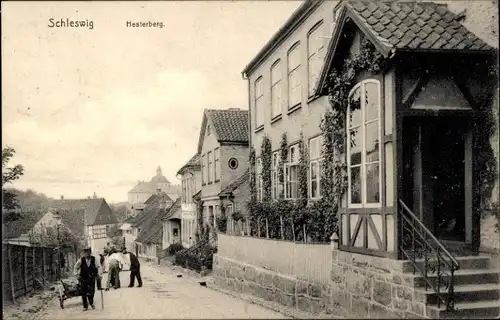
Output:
(316, 0), (496, 95)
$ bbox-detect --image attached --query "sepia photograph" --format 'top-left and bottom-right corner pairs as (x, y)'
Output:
(2, 0), (499, 319)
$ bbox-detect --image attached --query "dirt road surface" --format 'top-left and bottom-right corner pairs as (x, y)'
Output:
(37, 263), (288, 319)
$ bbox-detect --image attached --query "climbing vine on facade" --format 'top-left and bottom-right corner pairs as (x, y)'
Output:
(261, 136), (272, 201)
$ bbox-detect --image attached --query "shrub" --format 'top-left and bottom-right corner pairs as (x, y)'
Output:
(167, 243), (184, 256)
(217, 216), (228, 233)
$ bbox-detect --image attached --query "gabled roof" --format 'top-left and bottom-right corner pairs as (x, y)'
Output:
(3, 210), (47, 239)
(163, 200), (182, 221)
(218, 169), (250, 196)
(316, 0), (496, 95)
(51, 198), (117, 226)
(176, 153), (201, 175)
(197, 109), (249, 154)
(136, 199), (181, 245)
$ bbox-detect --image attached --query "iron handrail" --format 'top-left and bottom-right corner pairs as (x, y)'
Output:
(399, 199), (460, 311)
(399, 200), (459, 269)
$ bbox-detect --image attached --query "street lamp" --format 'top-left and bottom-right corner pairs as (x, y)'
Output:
(53, 210), (62, 280)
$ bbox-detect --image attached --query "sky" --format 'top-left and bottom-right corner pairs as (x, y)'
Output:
(2, 0), (301, 203)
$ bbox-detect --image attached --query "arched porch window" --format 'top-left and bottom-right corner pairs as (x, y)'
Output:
(347, 79), (382, 207)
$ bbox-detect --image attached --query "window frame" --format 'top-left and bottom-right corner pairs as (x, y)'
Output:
(214, 147), (220, 181)
(309, 136), (322, 200)
(255, 76), (265, 129)
(201, 154), (206, 185)
(284, 144), (300, 200)
(207, 151), (213, 183)
(307, 21), (325, 96)
(271, 59), (283, 119)
(346, 79), (383, 209)
(287, 42), (302, 109)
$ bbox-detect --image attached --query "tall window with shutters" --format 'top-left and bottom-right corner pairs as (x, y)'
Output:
(255, 77), (264, 128)
(347, 79), (382, 207)
(307, 21), (325, 96)
(284, 145), (299, 200)
(288, 43), (301, 108)
(309, 136), (322, 199)
(271, 60), (283, 119)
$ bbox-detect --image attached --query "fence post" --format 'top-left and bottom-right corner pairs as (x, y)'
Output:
(265, 218), (269, 239)
(24, 246), (28, 295)
(42, 249), (46, 286)
(292, 222), (296, 242)
(280, 216), (284, 240)
(8, 245), (16, 302)
(32, 247), (36, 289)
(303, 225), (307, 243)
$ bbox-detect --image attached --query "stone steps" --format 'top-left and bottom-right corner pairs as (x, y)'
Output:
(406, 255), (499, 319)
(409, 269), (499, 287)
(426, 300), (500, 319)
(402, 255), (492, 273)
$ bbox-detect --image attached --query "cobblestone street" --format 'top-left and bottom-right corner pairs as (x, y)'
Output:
(37, 263), (288, 319)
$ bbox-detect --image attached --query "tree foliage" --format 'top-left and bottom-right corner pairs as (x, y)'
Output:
(29, 223), (85, 249)
(2, 147), (24, 187)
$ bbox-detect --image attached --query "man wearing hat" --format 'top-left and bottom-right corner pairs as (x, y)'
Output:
(73, 248), (102, 311)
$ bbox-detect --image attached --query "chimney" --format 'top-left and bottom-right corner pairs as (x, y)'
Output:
(60, 195), (64, 200)
(93, 192), (97, 199)
(156, 188), (162, 195)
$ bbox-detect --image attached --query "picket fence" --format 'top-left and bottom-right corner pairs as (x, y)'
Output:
(2, 243), (74, 302)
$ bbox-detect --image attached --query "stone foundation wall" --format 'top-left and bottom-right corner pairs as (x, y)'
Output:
(480, 214), (500, 253)
(213, 250), (429, 319)
(212, 254), (334, 315)
(331, 250), (426, 319)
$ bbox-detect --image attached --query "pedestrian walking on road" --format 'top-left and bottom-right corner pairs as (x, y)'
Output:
(122, 248), (142, 287)
(106, 248), (123, 290)
(73, 248), (103, 312)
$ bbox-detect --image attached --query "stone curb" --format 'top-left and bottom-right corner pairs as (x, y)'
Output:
(205, 280), (343, 319)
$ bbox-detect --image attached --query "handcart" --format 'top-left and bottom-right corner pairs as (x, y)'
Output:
(57, 277), (103, 309)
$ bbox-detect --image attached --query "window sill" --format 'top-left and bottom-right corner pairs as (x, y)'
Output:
(254, 125), (264, 133)
(307, 94), (321, 104)
(287, 103), (302, 115)
(270, 114), (282, 125)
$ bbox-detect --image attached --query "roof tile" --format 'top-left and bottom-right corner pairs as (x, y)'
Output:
(344, 0), (493, 53)
(206, 109), (249, 143)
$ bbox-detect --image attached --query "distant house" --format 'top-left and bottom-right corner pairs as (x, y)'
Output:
(122, 191), (173, 256)
(3, 210), (50, 246)
(51, 197), (118, 254)
(175, 153), (201, 248)
(128, 166), (181, 214)
(197, 108), (249, 237)
(218, 169), (250, 236)
(134, 197), (178, 259)
(162, 199), (182, 249)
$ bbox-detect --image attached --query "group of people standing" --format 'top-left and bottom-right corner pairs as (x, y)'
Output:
(73, 246), (143, 311)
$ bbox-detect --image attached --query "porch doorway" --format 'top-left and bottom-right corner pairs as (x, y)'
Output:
(402, 115), (472, 247)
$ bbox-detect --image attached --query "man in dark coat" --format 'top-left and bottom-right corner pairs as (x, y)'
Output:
(122, 248), (142, 287)
(73, 248), (102, 311)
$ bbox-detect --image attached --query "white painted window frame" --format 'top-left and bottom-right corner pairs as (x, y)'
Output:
(287, 42), (302, 108)
(307, 21), (325, 96)
(309, 136), (322, 200)
(346, 79), (383, 209)
(271, 60), (283, 118)
(255, 77), (265, 128)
